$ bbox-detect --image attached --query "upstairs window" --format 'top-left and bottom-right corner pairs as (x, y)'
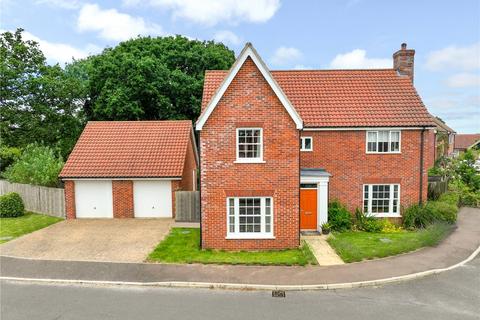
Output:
(301, 137), (313, 151)
(367, 130), (401, 153)
(236, 128), (263, 162)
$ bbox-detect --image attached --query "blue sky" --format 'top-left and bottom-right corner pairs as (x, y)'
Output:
(2, 0), (479, 133)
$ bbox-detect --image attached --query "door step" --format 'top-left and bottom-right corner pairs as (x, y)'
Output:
(300, 230), (320, 236)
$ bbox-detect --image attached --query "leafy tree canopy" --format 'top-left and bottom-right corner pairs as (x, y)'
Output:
(0, 29), (86, 159)
(81, 35), (235, 121)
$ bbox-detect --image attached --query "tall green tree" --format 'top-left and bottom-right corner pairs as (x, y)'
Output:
(0, 29), (85, 158)
(81, 35), (235, 121)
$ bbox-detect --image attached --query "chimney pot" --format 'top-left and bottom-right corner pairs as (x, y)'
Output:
(401, 43), (407, 50)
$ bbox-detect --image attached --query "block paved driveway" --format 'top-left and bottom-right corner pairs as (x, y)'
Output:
(0, 219), (173, 262)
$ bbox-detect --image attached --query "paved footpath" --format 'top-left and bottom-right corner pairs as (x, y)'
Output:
(1, 207), (479, 287)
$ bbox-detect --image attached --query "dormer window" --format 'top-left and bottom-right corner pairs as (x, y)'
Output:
(236, 128), (264, 163)
(366, 130), (401, 153)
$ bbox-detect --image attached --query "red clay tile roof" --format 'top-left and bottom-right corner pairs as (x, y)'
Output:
(454, 134), (480, 150)
(201, 69), (435, 128)
(60, 121), (193, 178)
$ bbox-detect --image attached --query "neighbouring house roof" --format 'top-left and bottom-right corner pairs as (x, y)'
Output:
(196, 43), (303, 130)
(200, 46), (435, 128)
(60, 121), (195, 179)
(454, 134), (480, 150)
(430, 115), (456, 133)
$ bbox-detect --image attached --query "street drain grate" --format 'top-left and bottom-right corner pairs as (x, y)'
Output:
(272, 290), (286, 298)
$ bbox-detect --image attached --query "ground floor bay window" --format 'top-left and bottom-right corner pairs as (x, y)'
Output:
(363, 184), (400, 217)
(226, 197), (273, 239)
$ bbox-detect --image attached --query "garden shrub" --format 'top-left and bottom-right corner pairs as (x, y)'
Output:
(0, 145), (22, 172)
(0, 192), (25, 217)
(328, 201), (352, 231)
(353, 208), (383, 232)
(403, 204), (436, 229)
(425, 201), (458, 224)
(437, 192), (460, 206)
(3, 144), (64, 187)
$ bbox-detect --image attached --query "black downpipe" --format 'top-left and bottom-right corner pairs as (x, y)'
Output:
(419, 128), (426, 204)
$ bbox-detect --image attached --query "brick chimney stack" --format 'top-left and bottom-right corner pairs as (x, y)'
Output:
(393, 43), (415, 82)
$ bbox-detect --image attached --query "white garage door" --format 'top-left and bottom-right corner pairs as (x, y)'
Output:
(75, 180), (113, 218)
(134, 181), (172, 218)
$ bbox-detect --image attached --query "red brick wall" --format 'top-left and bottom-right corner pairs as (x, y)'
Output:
(64, 180), (76, 219)
(171, 180), (181, 218)
(200, 57), (300, 250)
(112, 180), (134, 218)
(180, 132), (198, 191)
(301, 129), (433, 214)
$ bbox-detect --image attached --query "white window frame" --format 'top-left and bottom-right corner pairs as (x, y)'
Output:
(300, 137), (313, 151)
(226, 197), (274, 239)
(363, 184), (401, 217)
(366, 130), (401, 154)
(235, 128), (265, 163)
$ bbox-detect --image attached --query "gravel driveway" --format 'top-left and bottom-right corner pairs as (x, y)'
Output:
(0, 219), (173, 262)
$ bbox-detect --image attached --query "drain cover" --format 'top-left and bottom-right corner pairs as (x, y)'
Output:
(272, 290), (286, 298)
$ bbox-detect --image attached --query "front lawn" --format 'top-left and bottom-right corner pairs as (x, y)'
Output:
(0, 212), (63, 244)
(147, 228), (317, 266)
(327, 222), (454, 263)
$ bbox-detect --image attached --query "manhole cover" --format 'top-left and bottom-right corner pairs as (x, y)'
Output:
(0, 236), (13, 241)
(181, 230), (191, 234)
(379, 238), (392, 243)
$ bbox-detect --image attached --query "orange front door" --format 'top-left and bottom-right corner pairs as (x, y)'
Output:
(300, 189), (317, 230)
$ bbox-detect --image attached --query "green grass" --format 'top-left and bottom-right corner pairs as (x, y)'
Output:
(147, 228), (317, 266)
(327, 222), (455, 263)
(0, 212), (63, 244)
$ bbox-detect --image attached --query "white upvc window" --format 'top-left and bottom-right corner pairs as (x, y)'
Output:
(301, 137), (313, 151)
(226, 197), (274, 239)
(235, 128), (264, 163)
(366, 130), (401, 153)
(363, 184), (400, 217)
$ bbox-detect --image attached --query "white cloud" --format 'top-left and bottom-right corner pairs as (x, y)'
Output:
(213, 30), (241, 46)
(125, 0), (281, 26)
(425, 43), (480, 71)
(270, 46), (302, 66)
(35, 0), (82, 9)
(330, 49), (391, 69)
(293, 64), (310, 70)
(446, 73), (480, 88)
(21, 31), (99, 64)
(77, 4), (163, 41)
(426, 94), (480, 133)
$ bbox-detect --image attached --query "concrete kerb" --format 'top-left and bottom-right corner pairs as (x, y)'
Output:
(1, 245), (479, 291)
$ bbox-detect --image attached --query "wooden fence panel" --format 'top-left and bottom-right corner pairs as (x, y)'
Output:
(427, 177), (449, 200)
(175, 191), (200, 222)
(0, 180), (65, 218)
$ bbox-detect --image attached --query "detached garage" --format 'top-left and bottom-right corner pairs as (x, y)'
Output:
(59, 121), (198, 219)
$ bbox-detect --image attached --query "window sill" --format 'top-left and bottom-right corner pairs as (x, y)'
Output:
(370, 213), (401, 218)
(366, 152), (401, 155)
(234, 159), (266, 164)
(226, 234), (275, 240)
(301, 149), (313, 152)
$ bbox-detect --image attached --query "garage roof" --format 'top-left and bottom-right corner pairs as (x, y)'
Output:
(59, 121), (195, 179)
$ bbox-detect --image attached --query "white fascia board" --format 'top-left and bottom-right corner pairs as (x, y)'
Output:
(303, 126), (435, 131)
(196, 43), (303, 130)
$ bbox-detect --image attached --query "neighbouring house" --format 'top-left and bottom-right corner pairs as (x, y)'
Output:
(453, 133), (480, 156)
(196, 43), (435, 250)
(59, 121), (198, 219)
(430, 115), (456, 160)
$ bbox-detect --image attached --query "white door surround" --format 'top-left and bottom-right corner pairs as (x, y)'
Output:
(300, 169), (330, 231)
(75, 180), (113, 218)
(133, 180), (172, 218)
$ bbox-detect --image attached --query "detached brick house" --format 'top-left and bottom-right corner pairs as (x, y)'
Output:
(197, 43), (435, 250)
(60, 121), (198, 219)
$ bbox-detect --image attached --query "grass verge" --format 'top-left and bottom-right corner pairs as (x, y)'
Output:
(327, 222), (455, 263)
(147, 228), (317, 266)
(0, 212), (63, 244)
